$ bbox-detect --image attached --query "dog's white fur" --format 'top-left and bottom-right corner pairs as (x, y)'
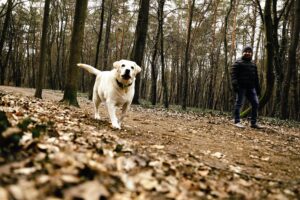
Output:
(77, 60), (141, 129)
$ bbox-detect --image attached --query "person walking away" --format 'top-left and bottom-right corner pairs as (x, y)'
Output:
(231, 46), (262, 129)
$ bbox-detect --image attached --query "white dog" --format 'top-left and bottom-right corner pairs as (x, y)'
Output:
(77, 60), (141, 129)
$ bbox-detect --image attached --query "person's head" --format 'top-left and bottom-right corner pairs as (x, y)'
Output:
(242, 46), (253, 61)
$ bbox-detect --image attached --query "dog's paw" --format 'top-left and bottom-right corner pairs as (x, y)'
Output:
(111, 123), (121, 130)
(94, 114), (101, 120)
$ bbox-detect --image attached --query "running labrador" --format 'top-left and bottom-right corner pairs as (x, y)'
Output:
(77, 60), (141, 129)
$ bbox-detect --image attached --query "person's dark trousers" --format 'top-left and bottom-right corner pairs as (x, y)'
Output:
(234, 88), (259, 125)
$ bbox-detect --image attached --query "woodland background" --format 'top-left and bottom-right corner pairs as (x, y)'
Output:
(0, 0), (299, 120)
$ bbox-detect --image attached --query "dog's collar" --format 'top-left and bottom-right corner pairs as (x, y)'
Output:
(116, 79), (132, 89)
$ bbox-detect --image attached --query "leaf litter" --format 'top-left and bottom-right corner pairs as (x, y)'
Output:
(0, 86), (300, 199)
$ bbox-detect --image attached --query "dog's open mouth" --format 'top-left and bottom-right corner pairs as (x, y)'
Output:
(122, 74), (131, 80)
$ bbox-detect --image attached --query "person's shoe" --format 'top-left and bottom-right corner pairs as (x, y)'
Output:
(250, 124), (263, 129)
(234, 122), (245, 128)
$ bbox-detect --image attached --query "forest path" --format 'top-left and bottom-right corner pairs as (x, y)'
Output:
(0, 85), (300, 199)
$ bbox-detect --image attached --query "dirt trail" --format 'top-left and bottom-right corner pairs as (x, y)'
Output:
(1, 85), (300, 199)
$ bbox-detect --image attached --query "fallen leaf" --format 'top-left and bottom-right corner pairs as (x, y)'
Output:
(2, 127), (22, 138)
(61, 175), (81, 183)
(152, 145), (165, 150)
(14, 167), (37, 175)
(0, 187), (8, 200)
(36, 175), (50, 185)
(261, 156), (270, 161)
(64, 180), (109, 200)
(229, 165), (242, 173)
(211, 152), (225, 159)
(198, 169), (209, 176)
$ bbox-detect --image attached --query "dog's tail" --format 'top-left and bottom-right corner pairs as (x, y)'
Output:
(77, 63), (101, 76)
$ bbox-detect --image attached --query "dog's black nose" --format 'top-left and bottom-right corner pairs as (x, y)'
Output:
(125, 69), (130, 75)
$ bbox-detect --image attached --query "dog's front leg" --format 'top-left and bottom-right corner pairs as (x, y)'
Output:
(106, 102), (121, 129)
(119, 103), (129, 126)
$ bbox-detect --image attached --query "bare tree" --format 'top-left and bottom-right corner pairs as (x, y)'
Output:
(87, 0), (105, 100)
(182, 0), (195, 110)
(130, 0), (150, 104)
(0, 0), (13, 85)
(280, 0), (300, 119)
(94, 0), (105, 69)
(103, 0), (113, 70)
(159, 0), (168, 108)
(150, 11), (159, 105)
(61, 0), (88, 106)
(34, 0), (51, 98)
(223, 0), (234, 111)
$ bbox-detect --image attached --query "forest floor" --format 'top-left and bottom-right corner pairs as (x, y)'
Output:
(0, 85), (300, 200)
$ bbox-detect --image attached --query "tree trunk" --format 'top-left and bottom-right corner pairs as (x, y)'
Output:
(94, 0), (105, 69)
(31, 21), (37, 88)
(250, 2), (257, 48)
(55, 2), (64, 90)
(35, 0), (51, 98)
(60, 2), (68, 90)
(182, 0), (195, 110)
(258, 0), (275, 108)
(3, 33), (13, 85)
(206, 0), (220, 109)
(0, 0), (13, 85)
(130, 0), (150, 104)
(223, 0), (234, 111)
(175, 46), (181, 105)
(150, 13), (160, 105)
(272, 1), (292, 116)
(159, 0), (168, 108)
(292, 63), (299, 119)
(103, 0), (113, 70)
(230, 0), (239, 64)
(88, 0), (105, 100)
(61, 0), (88, 106)
(280, 0), (300, 119)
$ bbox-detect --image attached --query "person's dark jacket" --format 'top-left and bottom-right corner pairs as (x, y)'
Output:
(231, 57), (261, 95)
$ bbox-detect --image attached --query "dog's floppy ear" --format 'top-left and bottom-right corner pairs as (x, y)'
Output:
(113, 61), (121, 69)
(135, 63), (142, 74)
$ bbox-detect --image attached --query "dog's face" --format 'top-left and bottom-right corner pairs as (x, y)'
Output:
(113, 60), (141, 82)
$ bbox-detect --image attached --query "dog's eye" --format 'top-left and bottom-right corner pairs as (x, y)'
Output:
(121, 64), (125, 67)
(131, 66), (134, 69)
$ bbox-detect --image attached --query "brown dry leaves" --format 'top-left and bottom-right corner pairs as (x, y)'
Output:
(0, 91), (299, 200)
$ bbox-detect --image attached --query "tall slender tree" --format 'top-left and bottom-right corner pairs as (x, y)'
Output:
(182, 0), (195, 110)
(34, 0), (51, 98)
(280, 0), (300, 119)
(61, 0), (88, 106)
(150, 0), (164, 105)
(150, 18), (159, 105)
(103, 0), (113, 70)
(159, 0), (168, 108)
(272, 2), (292, 116)
(130, 0), (150, 104)
(94, 0), (105, 69)
(0, 0), (13, 85)
(223, 0), (234, 111)
(88, 0), (105, 100)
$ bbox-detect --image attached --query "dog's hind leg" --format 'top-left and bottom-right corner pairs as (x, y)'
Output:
(93, 95), (101, 120)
